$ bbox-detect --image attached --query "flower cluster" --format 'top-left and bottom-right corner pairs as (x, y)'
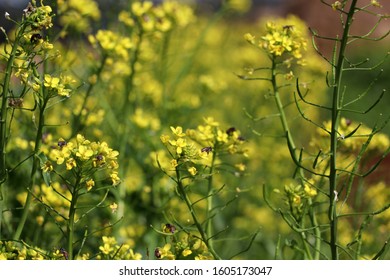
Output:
(46, 134), (120, 188)
(160, 117), (248, 177)
(119, 0), (195, 32)
(57, 0), (101, 34)
(154, 229), (213, 260)
(282, 179), (318, 218)
(98, 236), (142, 260)
(0, 241), (45, 260)
(88, 30), (133, 60)
(22, 1), (53, 31)
(245, 16), (307, 65)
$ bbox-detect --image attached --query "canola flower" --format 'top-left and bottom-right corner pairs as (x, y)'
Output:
(57, 0), (101, 34)
(47, 134), (120, 187)
(244, 16), (307, 65)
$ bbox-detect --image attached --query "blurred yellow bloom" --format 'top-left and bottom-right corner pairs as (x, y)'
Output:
(188, 166), (197, 176)
(86, 178), (95, 191)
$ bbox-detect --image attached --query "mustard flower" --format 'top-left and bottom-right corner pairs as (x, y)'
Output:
(160, 134), (170, 144)
(188, 166), (197, 176)
(247, 17), (307, 65)
(85, 178), (95, 191)
(57, 0), (101, 33)
(216, 129), (228, 143)
(155, 243), (175, 259)
(182, 248), (192, 257)
(41, 160), (53, 172)
(169, 137), (187, 155)
(244, 33), (256, 45)
(76, 145), (94, 160)
(371, 0), (382, 7)
(304, 184), (317, 197)
(170, 126), (186, 137)
(109, 202), (118, 213)
(203, 117), (220, 127)
(131, 1), (153, 17)
(171, 159), (178, 168)
(331, 1), (342, 11)
(110, 171), (121, 186)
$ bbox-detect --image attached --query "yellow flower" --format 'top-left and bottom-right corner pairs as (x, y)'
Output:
(169, 137), (187, 155)
(188, 166), (197, 176)
(244, 33), (256, 45)
(131, 1), (153, 17)
(171, 159), (178, 168)
(182, 248), (192, 257)
(76, 145), (94, 160)
(217, 129), (228, 143)
(371, 0), (382, 8)
(160, 134), (170, 144)
(44, 74), (60, 89)
(235, 163), (246, 172)
(170, 126), (186, 137)
(110, 202), (118, 213)
(41, 161), (53, 172)
(203, 117), (219, 127)
(304, 184), (317, 197)
(86, 179), (95, 191)
(110, 171), (121, 186)
(331, 1), (342, 11)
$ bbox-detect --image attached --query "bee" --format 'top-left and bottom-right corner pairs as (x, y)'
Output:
(164, 223), (176, 234)
(226, 127), (237, 136)
(59, 248), (69, 260)
(201, 146), (212, 154)
(154, 248), (161, 259)
(283, 25), (294, 32)
(30, 33), (42, 44)
(57, 140), (67, 148)
(8, 98), (23, 108)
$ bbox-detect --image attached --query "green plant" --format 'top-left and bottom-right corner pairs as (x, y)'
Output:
(243, 0), (389, 259)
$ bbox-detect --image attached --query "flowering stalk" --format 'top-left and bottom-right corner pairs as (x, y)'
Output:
(174, 167), (221, 260)
(327, 0), (358, 260)
(243, 16), (322, 259)
(66, 175), (81, 260)
(13, 95), (48, 240)
(0, 26), (27, 195)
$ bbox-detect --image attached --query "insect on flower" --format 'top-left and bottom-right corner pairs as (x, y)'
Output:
(226, 127), (237, 136)
(154, 248), (161, 259)
(30, 33), (42, 44)
(59, 248), (69, 260)
(164, 223), (176, 234)
(58, 140), (67, 148)
(201, 146), (212, 154)
(283, 25), (294, 31)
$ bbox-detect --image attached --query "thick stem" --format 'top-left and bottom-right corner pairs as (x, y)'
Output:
(328, 0), (357, 260)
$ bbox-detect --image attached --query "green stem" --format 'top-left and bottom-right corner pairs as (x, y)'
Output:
(175, 167), (221, 260)
(13, 98), (48, 240)
(0, 25), (26, 197)
(67, 177), (81, 260)
(270, 59), (313, 260)
(72, 54), (107, 135)
(328, 0), (357, 260)
(206, 148), (217, 256)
